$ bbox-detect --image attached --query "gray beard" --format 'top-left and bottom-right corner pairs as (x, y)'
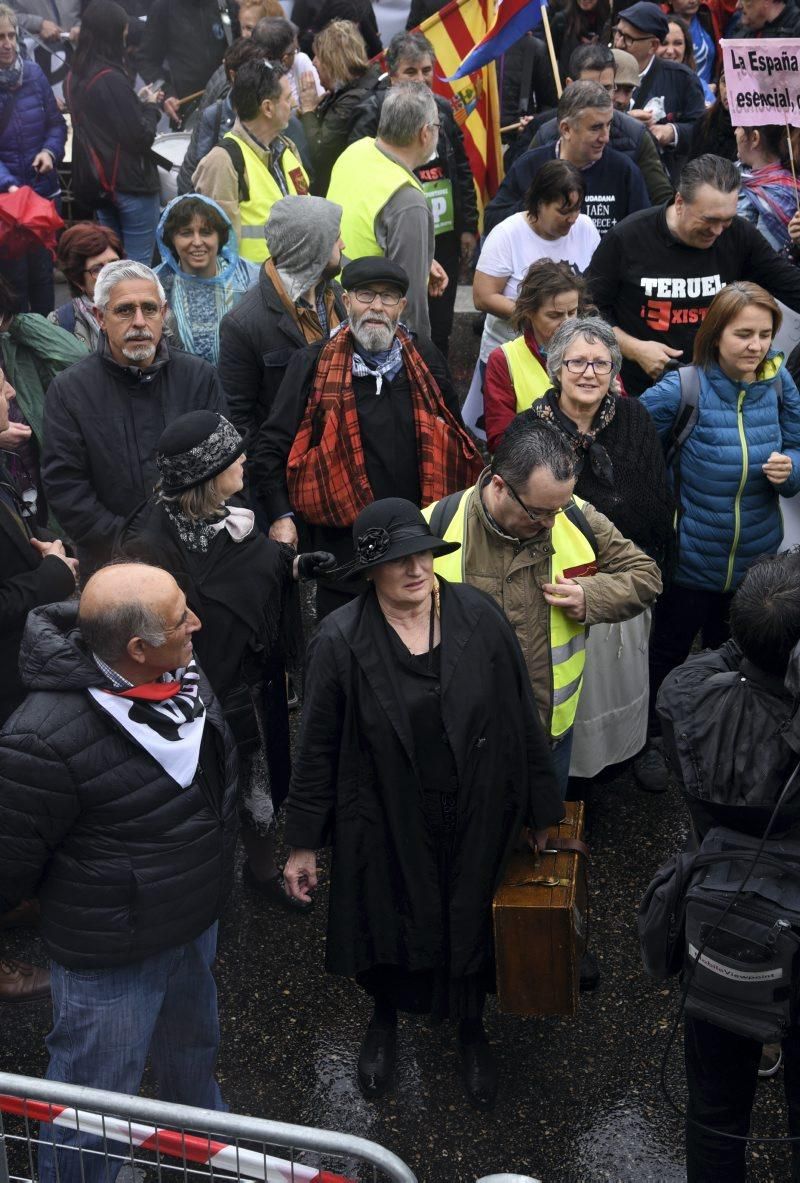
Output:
(351, 316), (395, 353)
(122, 340), (156, 363)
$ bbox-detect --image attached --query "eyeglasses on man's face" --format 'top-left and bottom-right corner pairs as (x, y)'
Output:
(108, 301), (162, 320)
(612, 26), (653, 45)
(351, 289), (403, 307)
(505, 481), (575, 523)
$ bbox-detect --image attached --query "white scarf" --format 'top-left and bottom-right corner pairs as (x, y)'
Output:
(89, 659), (206, 789)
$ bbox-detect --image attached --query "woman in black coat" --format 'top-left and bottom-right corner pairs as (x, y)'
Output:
(119, 410), (334, 910)
(67, 0), (162, 265)
(283, 498), (563, 1110)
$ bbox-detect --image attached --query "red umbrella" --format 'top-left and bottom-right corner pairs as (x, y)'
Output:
(0, 185), (64, 261)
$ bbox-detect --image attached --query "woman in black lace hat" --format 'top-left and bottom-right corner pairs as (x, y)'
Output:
(283, 496), (563, 1110)
(118, 410), (334, 910)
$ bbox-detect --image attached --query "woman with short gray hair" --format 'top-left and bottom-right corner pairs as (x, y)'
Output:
(531, 315), (673, 779)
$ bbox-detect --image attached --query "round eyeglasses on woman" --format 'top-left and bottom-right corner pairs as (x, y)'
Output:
(562, 358), (614, 375)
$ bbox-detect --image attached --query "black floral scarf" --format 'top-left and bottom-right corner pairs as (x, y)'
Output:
(533, 390), (617, 489)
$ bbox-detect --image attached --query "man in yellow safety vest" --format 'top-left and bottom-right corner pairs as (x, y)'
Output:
(423, 414), (661, 794)
(193, 58), (308, 263)
(327, 82), (449, 339)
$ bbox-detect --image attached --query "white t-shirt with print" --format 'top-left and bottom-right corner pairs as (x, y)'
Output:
(476, 211), (601, 360)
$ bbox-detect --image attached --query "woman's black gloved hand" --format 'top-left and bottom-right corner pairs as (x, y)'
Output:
(296, 550), (337, 579)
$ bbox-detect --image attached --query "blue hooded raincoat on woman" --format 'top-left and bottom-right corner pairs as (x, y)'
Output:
(155, 194), (259, 366)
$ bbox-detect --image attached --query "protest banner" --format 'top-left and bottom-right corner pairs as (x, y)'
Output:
(721, 39), (800, 125)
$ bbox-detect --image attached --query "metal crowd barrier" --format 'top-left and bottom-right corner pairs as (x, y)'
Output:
(0, 1073), (417, 1183)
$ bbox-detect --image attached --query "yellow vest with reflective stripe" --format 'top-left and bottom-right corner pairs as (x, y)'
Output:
(326, 137), (423, 262)
(501, 336), (552, 414)
(224, 132), (309, 263)
(422, 489), (594, 738)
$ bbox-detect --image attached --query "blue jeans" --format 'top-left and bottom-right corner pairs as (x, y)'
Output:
(550, 730), (574, 799)
(97, 191), (160, 266)
(38, 924), (225, 1183)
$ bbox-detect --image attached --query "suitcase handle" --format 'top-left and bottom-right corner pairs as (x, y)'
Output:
(541, 836), (591, 860)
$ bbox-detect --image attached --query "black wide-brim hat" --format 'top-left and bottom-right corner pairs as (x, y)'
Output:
(157, 411), (248, 495)
(352, 497), (460, 572)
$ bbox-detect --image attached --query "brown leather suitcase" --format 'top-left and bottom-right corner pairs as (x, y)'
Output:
(493, 800), (589, 1017)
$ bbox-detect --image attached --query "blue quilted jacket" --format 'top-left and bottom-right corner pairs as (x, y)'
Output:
(641, 352), (800, 592)
(0, 59), (66, 198)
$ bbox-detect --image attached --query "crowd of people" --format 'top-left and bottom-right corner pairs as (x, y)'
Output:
(1, 0), (800, 1175)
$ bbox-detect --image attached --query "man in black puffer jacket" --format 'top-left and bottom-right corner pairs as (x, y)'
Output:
(0, 563), (238, 1183)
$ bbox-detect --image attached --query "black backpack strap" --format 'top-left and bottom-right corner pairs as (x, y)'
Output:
(665, 365), (701, 469)
(564, 502), (598, 558)
(429, 490), (463, 539)
(220, 137), (249, 203)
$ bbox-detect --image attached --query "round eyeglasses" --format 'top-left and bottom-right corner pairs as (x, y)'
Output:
(562, 358), (614, 375)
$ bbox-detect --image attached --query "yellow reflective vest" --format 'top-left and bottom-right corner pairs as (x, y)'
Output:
(224, 132), (309, 263)
(326, 137), (423, 261)
(500, 336), (552, 414)
(422, 489), (596, 739)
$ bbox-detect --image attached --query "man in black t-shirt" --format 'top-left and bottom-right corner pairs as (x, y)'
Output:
(587, 153), (800, 396)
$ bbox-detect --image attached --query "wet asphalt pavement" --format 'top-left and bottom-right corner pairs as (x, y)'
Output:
(0, 305), (794, 1182)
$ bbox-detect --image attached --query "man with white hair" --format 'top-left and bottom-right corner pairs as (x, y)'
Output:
(42, 260), (226, 575)
(326, 82), (449, 339)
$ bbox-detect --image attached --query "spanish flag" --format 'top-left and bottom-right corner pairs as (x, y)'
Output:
(415, 0), (504, 221)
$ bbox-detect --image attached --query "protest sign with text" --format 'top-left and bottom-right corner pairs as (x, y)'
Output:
(722, 39), (800, 124)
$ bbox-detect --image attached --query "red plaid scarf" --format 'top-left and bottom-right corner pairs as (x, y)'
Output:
(287, 325), (483, 527)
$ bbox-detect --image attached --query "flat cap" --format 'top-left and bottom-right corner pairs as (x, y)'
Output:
(617, 2), (669, 39)
(340, 256), (409, 294)
(611, 48), (641, 88)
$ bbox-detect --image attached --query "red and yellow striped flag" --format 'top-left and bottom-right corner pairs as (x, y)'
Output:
(415, 0), (504, 224)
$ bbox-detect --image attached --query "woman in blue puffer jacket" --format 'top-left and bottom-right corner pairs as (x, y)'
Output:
(0, 3), (66, 313)
(637, 281), (800, 787)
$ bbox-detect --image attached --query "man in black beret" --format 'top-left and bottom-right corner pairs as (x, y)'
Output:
(613, 1), (705, 182)
(251, 256), (482, 618)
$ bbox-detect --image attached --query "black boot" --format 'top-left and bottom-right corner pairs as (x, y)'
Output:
(357, 1015), (397, 1100)
(457, 1021), (498, 1111)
